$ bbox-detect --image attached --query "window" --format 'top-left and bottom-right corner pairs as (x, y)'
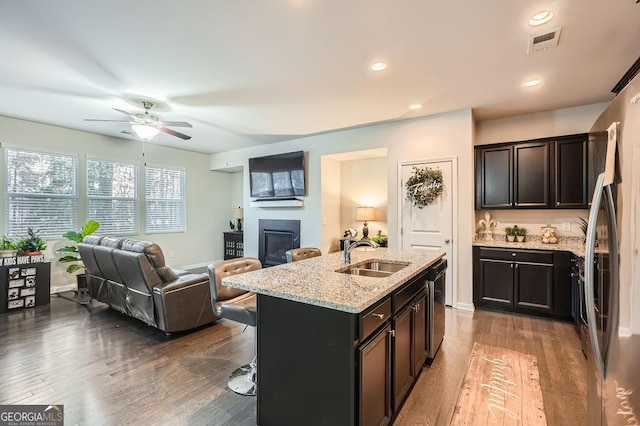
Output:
(5, 147), (78, 238)
(145, 166), (186, 233)
(87, 158), (139, 235)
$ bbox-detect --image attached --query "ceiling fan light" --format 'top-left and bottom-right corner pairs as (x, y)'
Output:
(131, 124), (160, 140)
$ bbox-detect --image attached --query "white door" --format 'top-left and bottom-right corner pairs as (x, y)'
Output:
(400, 159), (455, 306)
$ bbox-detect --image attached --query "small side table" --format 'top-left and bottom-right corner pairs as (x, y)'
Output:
(224, 232), (244, 260)
(0, 256), (51, 312)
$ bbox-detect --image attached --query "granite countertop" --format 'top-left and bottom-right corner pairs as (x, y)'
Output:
(473, 238), (585, 258)
(222, 248), (444, 314)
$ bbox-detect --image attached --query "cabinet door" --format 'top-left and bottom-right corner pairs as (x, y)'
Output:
(514, 142), (550, 207)
(412, 293), (428, 373)
(555, 138), (588, 208)
(476, 146), (512, 209)
(477, 259), (514, 305)
(392, 307), (413, 412)
(359, 325), (392, 426)
(515, 262), (553, 312)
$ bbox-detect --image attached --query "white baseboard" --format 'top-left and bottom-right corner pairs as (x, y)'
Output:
(51, 283), (76, 294)
(455, 302), (475, 312)
(619, 326), (632, 337)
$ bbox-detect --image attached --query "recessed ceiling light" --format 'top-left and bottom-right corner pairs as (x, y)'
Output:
(408, 104), (423, 110)
(529, 11), (554, 26)
(523, 79), (542, 87)
(370, 62), (387, 71)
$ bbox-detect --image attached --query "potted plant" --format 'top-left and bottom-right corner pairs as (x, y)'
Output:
(0, 235), (18, 257)
(515, 226), (527, 242)
(505, 227), (516, 242)
(372, 235), (388, 247)
(57, 220), (100, 291)
(576, 217), (588, 243)
(16, 228), (47, 255)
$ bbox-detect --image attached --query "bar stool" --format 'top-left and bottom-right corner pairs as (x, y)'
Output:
(208, 257), (262, 395)
(285, 247), (321, 263)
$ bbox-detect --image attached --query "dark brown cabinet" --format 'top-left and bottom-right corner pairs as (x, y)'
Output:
(554, 136), (589, 208)
(475, 133), (588, 210)
(257, 265), (438, 426)
(514, 142), (550, 207)
(473, 247), (572, 319)
(223, 232), (243, 260)
(476, 145), (512, 209)
(359, 324), (392, 426)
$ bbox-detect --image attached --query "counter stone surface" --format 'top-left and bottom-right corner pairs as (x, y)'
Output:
(222, 248), (444, 313)
(473, 239), (585, 257)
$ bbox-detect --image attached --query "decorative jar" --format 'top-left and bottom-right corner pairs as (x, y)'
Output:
(540, 224), (558, 244)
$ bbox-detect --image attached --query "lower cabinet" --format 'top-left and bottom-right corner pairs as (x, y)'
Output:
(359, 324), (392, 426)
(473, 246), (571, 319)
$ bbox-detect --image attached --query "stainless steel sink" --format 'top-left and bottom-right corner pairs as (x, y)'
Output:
(358, 261), (409, 273)
(343, 268), (393, 278)
(337, 260), (410, 278)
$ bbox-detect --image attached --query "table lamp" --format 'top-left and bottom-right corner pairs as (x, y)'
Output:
(233, 207), (244, 232)
(356, 207), (376, 239)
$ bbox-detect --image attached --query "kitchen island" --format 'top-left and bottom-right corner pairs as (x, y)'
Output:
(223, 248), (444, 426)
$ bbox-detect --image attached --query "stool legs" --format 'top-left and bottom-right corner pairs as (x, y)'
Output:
(228, 327), (257, 396)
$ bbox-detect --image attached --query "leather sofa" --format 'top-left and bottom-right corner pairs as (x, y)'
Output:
(77, 236), (253, 333)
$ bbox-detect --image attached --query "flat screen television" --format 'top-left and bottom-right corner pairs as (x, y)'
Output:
(249, 151), (305, 199)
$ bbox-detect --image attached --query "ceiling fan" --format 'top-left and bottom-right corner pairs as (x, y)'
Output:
(85, 101), (192, 140)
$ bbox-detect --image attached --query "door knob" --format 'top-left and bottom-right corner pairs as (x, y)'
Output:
(444, 239), (451, 244)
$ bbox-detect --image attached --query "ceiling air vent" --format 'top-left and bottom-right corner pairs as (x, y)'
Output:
(528, 27), (562, 53)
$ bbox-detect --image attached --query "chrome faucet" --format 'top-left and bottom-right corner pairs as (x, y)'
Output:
(344, 239), (379, 264)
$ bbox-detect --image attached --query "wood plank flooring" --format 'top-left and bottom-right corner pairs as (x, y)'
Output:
(0, 296), (586, 425)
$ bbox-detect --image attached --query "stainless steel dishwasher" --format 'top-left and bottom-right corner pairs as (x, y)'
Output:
(427, 258), (447, 359)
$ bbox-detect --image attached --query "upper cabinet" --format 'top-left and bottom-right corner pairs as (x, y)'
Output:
(554, 136), (589, 208)
(475, 133), (588, 210)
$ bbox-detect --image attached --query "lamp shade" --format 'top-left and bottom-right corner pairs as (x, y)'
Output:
(356, 207), (376, 222)
(232, 207), (244, 219)
(131, 124), (160, 140)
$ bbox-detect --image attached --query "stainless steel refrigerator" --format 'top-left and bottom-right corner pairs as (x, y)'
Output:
(585, 70), (640, 425)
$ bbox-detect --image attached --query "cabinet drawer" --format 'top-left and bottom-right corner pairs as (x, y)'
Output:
(392, 276), (426, 313)
(478, 247), (553, 264)
(360, 298), (392, 342)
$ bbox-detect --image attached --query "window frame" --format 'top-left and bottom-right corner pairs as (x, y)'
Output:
(144, 164), (187, 234)
(4, 146), (79, 239)
(86, 156), (140, 236)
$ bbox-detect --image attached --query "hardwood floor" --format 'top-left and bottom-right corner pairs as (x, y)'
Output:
(0, 296), (586, 425)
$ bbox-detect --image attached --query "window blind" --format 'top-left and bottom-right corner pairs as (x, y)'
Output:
(145, 166), (186, 233)
(87, 158), (139, 235)
(5, 148), (78, 238)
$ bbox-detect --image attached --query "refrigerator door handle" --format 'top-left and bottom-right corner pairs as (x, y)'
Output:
(585, 172), (605, 377)
(602, 184), (620, 377)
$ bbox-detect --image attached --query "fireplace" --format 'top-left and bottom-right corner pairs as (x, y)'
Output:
(259, 219), (300, 267)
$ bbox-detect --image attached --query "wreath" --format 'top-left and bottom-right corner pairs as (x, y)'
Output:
(405, 166), (444, 208)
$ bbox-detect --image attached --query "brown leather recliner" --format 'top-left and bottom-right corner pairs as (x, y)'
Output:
(78, 236), (249, 333)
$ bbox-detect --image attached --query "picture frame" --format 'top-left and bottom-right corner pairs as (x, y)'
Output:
(24, 296), (35, 308)
(8, 268), (20, 279)
(21, 287), (35, 297)
(8, 299), (24, 309)
(25, 276), (36, 287)
(21, 267), (37, 277)
(9, 279), (24, 288)
(8, 288), (19, 300)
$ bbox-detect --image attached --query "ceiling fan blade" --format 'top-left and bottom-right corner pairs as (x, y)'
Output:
(84, 119), (132, 123)
(160, 127), (191, 140)
(113, 108), (138, 118)
(159, 121), (193, 128)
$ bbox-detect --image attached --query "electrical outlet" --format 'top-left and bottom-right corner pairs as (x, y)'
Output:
(562, 222), (571, 231)
(168, 251), (175, 258)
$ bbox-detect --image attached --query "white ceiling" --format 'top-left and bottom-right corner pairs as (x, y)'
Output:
(1, 1), (639, 154)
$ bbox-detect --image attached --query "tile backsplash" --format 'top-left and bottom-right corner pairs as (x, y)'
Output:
(475, 209), (590, 239)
